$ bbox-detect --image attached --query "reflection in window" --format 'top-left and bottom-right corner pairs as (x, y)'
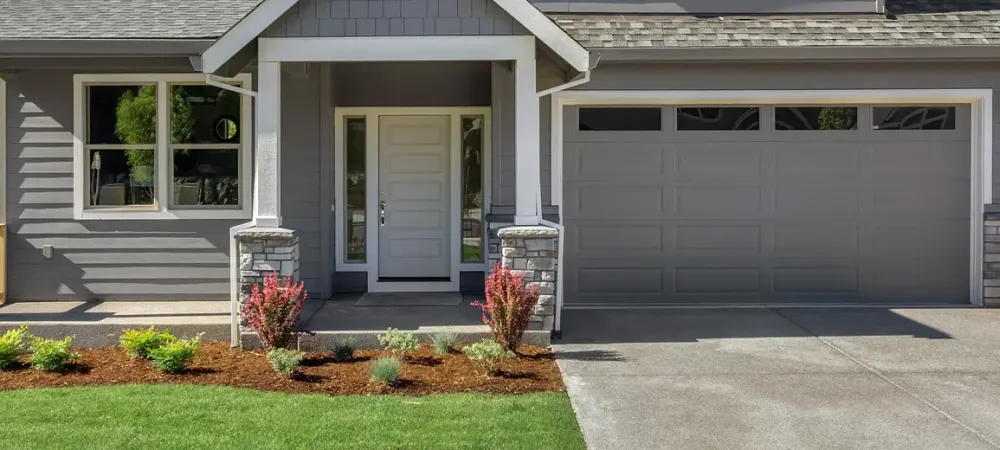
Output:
(461, 116), (484, 262)
(345, 118), (366, 262)
(169, 84), (243, 207)
(86, 85), (156, 207)
(579, 108), (662, 131)
(172, 150), (239, 206)
(873, 107), (957, 130)
(776, 107), (858, 131)
(677, 107), (760, 131)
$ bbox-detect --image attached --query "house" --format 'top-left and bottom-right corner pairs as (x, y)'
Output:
(1, 0), (998, 335)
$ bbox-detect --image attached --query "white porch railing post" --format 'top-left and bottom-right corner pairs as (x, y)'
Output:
(513, 52), (541, 226)
(254, 61), (282, 228)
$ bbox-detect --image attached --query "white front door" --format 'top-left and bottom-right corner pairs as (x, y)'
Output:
(377, 115), (451, 278)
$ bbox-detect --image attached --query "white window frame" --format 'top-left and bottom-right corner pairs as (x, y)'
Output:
(73, 73), (253, 220)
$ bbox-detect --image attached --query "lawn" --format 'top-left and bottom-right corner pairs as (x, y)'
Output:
(0, 384), (585, 450)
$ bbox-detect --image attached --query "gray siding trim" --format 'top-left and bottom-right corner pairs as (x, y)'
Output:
(319, 64), (335, 298)
(332, 62), (490, 107)
(266, 0), (528, 38)
(0, 40), (212, 56)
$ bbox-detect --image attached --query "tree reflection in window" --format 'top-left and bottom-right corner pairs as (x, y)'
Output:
(461, 116), (484, 262)
(776, 107), (858, 131)
(345, 118), (366, 262)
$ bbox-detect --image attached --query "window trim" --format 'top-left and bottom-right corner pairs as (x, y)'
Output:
(73, 73), (252, 220)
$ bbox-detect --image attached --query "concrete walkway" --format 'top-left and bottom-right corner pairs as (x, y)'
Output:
(555, 308), (1000, 450)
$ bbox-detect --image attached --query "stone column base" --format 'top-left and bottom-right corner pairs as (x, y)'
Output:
(497, 226), (558, 331)
(985, 213), (1000, 307)
(234, 227), (300, 334)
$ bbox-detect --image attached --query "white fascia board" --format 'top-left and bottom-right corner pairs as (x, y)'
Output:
(491, 0), (590, 72)
(200, 0), (299, 74)
(258, 36), (535, 62)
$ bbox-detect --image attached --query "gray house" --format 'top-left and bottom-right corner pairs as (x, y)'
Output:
(1, 0), (999, 333)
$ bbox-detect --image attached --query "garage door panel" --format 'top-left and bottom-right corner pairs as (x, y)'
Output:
(774, 143), (861, 175)
(568, 142), (666, 179)
(675, 186), (763, 217)
(563, 105), (971, 306)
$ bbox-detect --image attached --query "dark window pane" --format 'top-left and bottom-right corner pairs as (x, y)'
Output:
(873, 106), (957, 130)
(776, 107), (857, 131)
(88, 85), (156, 145)
(88, 149), (154, 206)
(171, 85), (241, 144)
(461, 116), (484, 262)
(579, 108), (661, 131)
(172, 149), (240, 206)
(345, 118), (366, 262)
(678, 107), (760, 131)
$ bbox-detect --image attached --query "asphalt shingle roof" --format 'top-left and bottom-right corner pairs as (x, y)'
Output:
(554, 0), (1000, 49)
(0, 0), (262, 39)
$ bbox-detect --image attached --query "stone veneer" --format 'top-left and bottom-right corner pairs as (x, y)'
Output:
(497, 226), (558, 331)
(985, 212), (1000, 307)
(234, 227), (300, 323)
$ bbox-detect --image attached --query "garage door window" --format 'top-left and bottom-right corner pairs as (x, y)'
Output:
(873, 106), (956, 130)
(775, 107), (858, 131)
(578, 107), (662, 131)
(677, 107), (760, 131)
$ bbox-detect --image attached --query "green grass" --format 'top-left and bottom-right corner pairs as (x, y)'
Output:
(0, 385), (585, 450)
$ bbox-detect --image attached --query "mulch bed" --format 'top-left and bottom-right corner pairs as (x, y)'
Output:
(0, 342), (565, 396)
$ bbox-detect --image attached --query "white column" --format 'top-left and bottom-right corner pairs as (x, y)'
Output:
(253, 61), (282, 228)
(514, 54), (541, 225)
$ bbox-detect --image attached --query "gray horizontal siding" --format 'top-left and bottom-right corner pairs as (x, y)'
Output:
(4, 66), (240, 301)
(266, 0), (529, 37)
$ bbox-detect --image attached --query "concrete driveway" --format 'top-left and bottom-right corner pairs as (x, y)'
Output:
(554, 308), (1000, 450)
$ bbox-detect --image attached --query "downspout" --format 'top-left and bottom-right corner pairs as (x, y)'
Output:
(536, 60), (596, 336)
(214, 73), (259, 347)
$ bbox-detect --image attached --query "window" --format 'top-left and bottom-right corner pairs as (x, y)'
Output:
(678, 107), (760, 131)
(776, 107), (858, 131)
(344, 117), (366, 263)
(461, 115), (485, 262)
(873, 106), (957, 130)
(74, 74), (251, 219)
(86, 85), (157, 207)
(579, 107), (662, 131)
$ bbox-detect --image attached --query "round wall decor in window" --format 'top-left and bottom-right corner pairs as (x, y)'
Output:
(214, 116), (238, 142)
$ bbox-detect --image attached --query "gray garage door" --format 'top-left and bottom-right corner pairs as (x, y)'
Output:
(563, 105), (971, 305)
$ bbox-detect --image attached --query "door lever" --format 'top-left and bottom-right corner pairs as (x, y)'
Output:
(379, 201), (386, 226)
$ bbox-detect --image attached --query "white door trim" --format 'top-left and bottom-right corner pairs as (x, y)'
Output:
(551, 88), (993, 308)
(334, 107), (492, 293)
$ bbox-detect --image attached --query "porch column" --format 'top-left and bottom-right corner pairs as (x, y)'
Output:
(253, 61), (282, 228)
(513, 53), (541, 226)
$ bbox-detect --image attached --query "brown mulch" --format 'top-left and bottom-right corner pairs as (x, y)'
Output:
(0, 342), (565, 396)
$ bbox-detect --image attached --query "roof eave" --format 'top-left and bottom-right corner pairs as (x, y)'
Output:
(0, 39), (215, 57)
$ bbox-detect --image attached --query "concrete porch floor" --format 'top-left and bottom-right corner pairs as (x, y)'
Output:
(300, 293), (484, 331)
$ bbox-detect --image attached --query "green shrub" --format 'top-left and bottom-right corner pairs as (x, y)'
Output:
(0, 324), (30, 370)
(370, 357), (401, 386)
(147, 334), (202, 374)
(462, 339), (514, 376)
(29, 336), (81, 372)
(268, 348), (305, 378)
(431, 331), (459, 356)
(120, 327), (176, 360)
(332, 339), (356, 362)
(377, 328), (418, 355)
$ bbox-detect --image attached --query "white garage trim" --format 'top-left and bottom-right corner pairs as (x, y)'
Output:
(551, 89), (993, 308)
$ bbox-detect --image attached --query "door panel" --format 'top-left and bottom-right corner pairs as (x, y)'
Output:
(378, 116), (451, 278)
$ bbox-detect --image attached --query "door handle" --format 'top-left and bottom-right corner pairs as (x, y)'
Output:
(379, 201), (386, 226)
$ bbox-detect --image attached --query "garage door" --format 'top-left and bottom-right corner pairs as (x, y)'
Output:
(563, 105), (971, 305)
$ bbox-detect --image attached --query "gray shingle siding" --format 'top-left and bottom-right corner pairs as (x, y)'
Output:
(264, 0), (528, 37)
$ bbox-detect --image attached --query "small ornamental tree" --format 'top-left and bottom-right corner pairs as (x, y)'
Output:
(472, 263), (539, 352)
(240, 272), (307, 350)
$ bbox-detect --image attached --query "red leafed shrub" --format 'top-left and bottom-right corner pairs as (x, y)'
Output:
(240, 272), (307, 350)
(472, 263), (539, 352)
